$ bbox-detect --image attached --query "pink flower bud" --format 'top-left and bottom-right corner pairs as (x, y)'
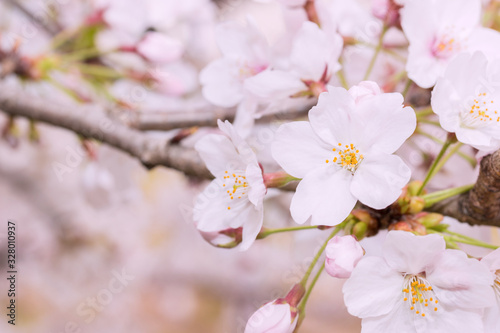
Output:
(348, 81), (382, 104)
(244, 300), (298, 333)
(325, 235), (364, 279)
(136, 32), (184, 64)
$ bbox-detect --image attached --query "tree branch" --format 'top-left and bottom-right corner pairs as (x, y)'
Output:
(429, 150), (500, 227)
(0, 83), (212, 179)
(4, 0), (61, 36)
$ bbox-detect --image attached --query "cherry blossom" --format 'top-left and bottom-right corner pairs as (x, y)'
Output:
(480, 248), (500, 333)
(272, 82), (415, 226)
(193, 120), (266, 250)
(401, 0), (500, 88)
(431, 52), (500, 151)
(343, 231), (495, 333)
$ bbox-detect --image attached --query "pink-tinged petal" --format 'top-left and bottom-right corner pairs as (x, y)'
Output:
(244, 69), (306, 101)
(195, 134), (245, 177)
(355, 93), (416, 154)
(233, 98), (259, 139)
(361, 300), (417, 333)
(194, 179), (240, 232)
(483, 303), (500, 333)
(308, 86), (356, 145)
(290, 21), (333, 80)
(469, 28), (500, 60)
(271, 121), (333, 178)
(246, 163), (266, 209)
(427, 249), (495, 309)
(431, 78), (464, 134)
(350, 154), (411, 210)
(325, 235), (364, 279)
(348, 81), (381, 104)
(400, 0), (437, 43)
(413, 306), (484, 333)
(343, 256), (404, 318)
(382, 231), (446, 275)
(245, 302), (297, 333)
(481, 248), (500, 272)
(217, 120), (258, 166)
(215, 20), (269, 64)
(200, 59), (244, 107)
(137, 32), (184, 64)
(405, 44), (444, 89)
(291, 167), (356, 226)
(239, 205), (264, 251)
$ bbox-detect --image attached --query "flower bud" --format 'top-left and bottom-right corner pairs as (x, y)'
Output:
(389, 219), (427, 235)
(244, 299), (298, 333)
(408, 197), (425, 214)
(407, 180), (423, 197)
(325, 235), (364, 279)
(415, 212), (444, 228)
(352, 222), (368, 240)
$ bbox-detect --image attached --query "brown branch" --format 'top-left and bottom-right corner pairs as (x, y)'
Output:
(129, 106), (311, 131)
(0, 83), (212, 179)
(4, 0), (61, 36)
(429, 150), (500, 227)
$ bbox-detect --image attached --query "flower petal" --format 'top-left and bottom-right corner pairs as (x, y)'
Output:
(382, 231), (446, 275)
(350, 153), (411, 210)
(291, 167), (356, 226)
(195, 134), (245, 177)
(271, 121), (333, 178)
(427, 249), (495, 309)
(244, 69), (306, 101)
(343, 256), (404, 318)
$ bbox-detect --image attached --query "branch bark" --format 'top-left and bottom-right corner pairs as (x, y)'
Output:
(0, 83), (212, 179)
(429, 150), (500, 227)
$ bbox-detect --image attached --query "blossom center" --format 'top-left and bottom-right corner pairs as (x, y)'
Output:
(461, 92), (499, 128)
(222, 170), (249, 210)
(431, 32), (463, 59)
(402, 275), (439, 318)
(325, 143), (364, 174)
(239, 61), (267, 79)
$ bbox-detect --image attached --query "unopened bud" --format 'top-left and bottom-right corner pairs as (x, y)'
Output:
(352, 222), (368, 240)
(389, 219), (427, 235)
(325, 235), (365, 279)
(407, 180), (423, 197)
(415, 212), (444, 228)
(408, 197), (425, 214)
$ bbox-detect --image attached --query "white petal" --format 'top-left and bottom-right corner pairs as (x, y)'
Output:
(244, 69), (306, 101)
(308, 86), (356, 145)
(291, 167), (356, 226)
(427, 249), (495, 309)
(239, 207), (264, 251)
(361, 300), (417, 333)
(481, 248), (500, 272)
(290, 21), (330, 80)
(355, 93), (416, 154)
(246, 163), (266, 209)
(271, 121), (333, 178)
(343, 256), (403, 318)
(200, 59), (243, 107)
(137, 32), (184, 64)
(382, 231), (446, 275)
(195, 134), (244, 177)
(350, 154), (411, 210)
(413, 306), (484, 333)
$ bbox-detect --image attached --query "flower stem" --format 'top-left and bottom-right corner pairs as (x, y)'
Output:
(363, 25), (388, 81)
(428, 230), (498, 249)
(422, 184), (474, 207)
(402, 79), (412, 99)
(415, 107), (434, 119)
(429, 142), (463, 179)
(257, 225), (322, 239)
(416, 138), (453, 196)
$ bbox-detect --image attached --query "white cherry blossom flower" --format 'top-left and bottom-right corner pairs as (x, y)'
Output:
(431, 52), (500, 151)
(325, 235), (364, 278)
(401, 0), (500, 88)
(245, 300), (298, 333)
(343, 231), (495, 333)
(193, 120), (266, 250)
(272, 82), (415, 226)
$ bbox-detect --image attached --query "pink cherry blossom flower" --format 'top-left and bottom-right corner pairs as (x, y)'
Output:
(401, 0), (500, 88)
(431, 52), (500, 151)
(136, 31), (184, 64)
(193, 120), (266, 251)
(272, 82), (415, 226)
(245, 300), (298, 333)
(325, 235), (364, 278)
(343, 231), (495, 333)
